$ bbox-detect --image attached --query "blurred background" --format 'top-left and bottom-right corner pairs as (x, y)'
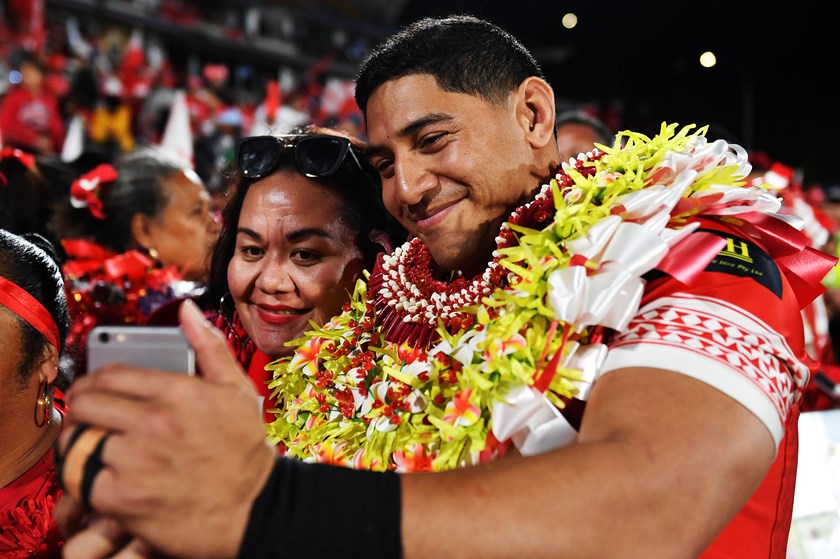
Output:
(1, 0), (834, 196)
(2, 3), (839, 557)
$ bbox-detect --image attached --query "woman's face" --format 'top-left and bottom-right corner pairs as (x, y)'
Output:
(0, 308), (36, 435)
(227, 171), (366, 359)
(144, 170), (221, 281)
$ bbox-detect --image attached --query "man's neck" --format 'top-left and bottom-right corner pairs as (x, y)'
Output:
(447, 174), (553, 279)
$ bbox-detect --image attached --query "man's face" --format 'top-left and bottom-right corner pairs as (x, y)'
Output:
(555, 122), (601, 162)
(365, 74), (533, 277)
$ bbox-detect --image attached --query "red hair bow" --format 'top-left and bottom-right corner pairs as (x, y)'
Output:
(0, 147), (37, 187)
(70, 164), (119, 220)
(0, 146), (37, 169)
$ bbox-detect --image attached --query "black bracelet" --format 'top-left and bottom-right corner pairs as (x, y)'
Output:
(239, 458), (403, 559)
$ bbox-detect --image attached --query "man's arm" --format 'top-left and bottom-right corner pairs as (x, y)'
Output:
(57, 300), (775, 559)
(401, 367), (774, 558)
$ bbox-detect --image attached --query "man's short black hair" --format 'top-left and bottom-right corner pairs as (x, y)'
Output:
(554, 110), (613, 145)
(355, 14), (544, 114)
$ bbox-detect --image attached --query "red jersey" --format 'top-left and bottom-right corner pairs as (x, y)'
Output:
(603, 217), (811, 558)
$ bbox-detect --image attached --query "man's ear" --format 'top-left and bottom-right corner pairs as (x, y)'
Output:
(130, 213), (155, 250)
(516, 76), (556, 150)
(369, 229), (394, 255)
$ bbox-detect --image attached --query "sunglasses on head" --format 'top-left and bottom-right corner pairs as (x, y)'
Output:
(236, 134), (368, 180)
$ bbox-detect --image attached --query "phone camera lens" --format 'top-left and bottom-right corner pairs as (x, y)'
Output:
(98, 331), (111, 344)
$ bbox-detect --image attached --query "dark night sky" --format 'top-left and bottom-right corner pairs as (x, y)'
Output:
(395, 1), (837, 186)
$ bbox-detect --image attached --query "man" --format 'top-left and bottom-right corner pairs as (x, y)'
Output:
(554, 109), (614, 162)
(57, 15), (832, 559)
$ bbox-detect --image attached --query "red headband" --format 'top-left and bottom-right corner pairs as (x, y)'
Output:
(0, 276), (60, 349)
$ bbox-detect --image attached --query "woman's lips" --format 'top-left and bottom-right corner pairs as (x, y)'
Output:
(255, 306), (308, 325)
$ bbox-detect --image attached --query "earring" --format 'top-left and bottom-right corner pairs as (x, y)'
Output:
(219, 293), (251, 354)
(138, 245), (162, 265)
(34, 379), (52, 427)
(220, 292), (234, 320)
(219, 293), (241, 334)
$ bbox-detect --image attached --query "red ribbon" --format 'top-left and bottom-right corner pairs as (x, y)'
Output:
(709, 212), (838, 310)
(533, 322), (571, 394)
(656, 231), (727, 285)
(62, 239), (114, 261)
(70, 164), (119, 220)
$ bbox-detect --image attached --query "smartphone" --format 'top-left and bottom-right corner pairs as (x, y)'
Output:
(87, 325), (195, 375)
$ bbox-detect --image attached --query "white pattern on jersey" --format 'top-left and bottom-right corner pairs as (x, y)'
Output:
(601, 293), (810, 447)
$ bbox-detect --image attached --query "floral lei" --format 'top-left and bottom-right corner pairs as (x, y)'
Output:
(266, 123), (785, 472)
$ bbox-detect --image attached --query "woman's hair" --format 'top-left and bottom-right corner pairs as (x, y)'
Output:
(0, 152), (63, 245)
(0, 230), (71, 390)
(206, 125), (407, 304)
(50, 146), (193, 253)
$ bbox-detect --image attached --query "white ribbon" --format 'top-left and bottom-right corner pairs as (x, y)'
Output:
(512, 402), (578, 456)
(491, 131), (760, 457)
(565, 215), (622, 259)
(490, 341), (607, 453)
(695, 186), (782, 215)
(565, 343), (608, 400)
(491, 384), (546, 442)
(548, 221), (667, 330)
(576, 270), (643, 331)
(614, 169), (695, 219)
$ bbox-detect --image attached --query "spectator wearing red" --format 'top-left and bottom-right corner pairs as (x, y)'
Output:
(0, 51), (64, 156)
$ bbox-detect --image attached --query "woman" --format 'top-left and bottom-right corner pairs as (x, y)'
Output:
(205, 126), (406, 420)
(50, 146), (221, 376)
(0, 230), (71, 557)
(0, 147), (66, 246)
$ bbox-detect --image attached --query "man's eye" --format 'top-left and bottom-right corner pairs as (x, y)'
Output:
(419, 133), (444, 149)
(375, 160), (394, 176)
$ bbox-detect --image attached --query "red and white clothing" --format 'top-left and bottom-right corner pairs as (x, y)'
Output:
(603, 217), (811, 558)
(0, 86), (64, 155)
(0, 449), (63, 558)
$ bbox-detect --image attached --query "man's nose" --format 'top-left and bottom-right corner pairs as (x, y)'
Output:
(392, 156), (438, 207)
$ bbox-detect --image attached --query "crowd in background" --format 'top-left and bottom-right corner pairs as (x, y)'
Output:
(0, 5), (368, 201)
(2, 6), (840, 557)
(3, 5), (840, 407)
